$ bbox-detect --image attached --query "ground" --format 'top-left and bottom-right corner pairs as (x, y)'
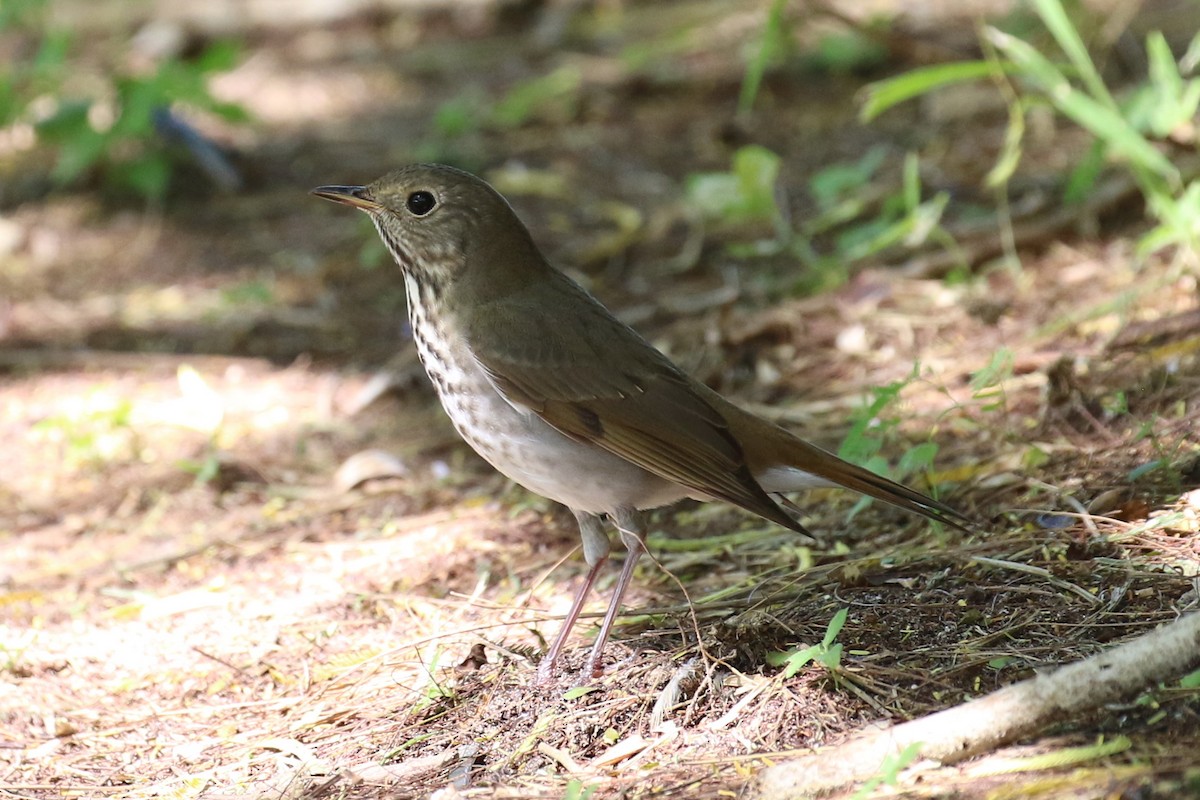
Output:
(2, 1), (1200, 799)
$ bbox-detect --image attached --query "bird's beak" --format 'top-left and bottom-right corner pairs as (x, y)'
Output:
(310, 185), (382, 211)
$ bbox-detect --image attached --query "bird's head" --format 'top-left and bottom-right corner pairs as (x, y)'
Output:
(312, 163), (541, 293)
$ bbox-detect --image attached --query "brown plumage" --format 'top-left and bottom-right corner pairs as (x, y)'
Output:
(313, 164), (971, 680)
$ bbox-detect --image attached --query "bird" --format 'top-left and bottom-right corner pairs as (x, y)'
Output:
(312, 164), (971, 681)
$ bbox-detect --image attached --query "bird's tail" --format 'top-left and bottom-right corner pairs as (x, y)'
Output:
(721, 399), (974, 532)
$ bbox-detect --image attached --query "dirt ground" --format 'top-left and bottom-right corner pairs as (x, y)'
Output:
(3, 1), (1200, 798)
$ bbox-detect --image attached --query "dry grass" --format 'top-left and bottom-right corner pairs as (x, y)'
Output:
(5, 239), (1199, 798)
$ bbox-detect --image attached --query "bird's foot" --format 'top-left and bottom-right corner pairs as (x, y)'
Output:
(534, 657), (560, 685)
(586, 655), (606, 679)
(536, 653), (608, 684)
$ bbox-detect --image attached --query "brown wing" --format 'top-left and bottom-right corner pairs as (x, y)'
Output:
(463, 273), (805, 533)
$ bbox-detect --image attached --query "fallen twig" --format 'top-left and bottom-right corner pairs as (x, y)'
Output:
(752, 610), (1200, 799)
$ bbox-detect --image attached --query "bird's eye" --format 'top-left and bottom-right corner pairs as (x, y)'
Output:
(406, 190), (437, 216)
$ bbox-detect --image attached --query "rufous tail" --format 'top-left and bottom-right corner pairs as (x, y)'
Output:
(722, 399), (973, 532)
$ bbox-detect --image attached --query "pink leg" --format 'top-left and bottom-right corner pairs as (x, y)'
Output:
(585, 527), (645, 678)
(536, 555), (606, 683)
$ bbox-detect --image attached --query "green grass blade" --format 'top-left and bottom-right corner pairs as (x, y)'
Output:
(985, 94), (1026, 188)
(860, 61), (1001, 121)
(739, 0), (788, 117)
(986, 28), (1179, 184)
(1029, 0), (1117, 110)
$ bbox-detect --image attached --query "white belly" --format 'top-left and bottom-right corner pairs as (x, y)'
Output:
(405, 280), (688, 514)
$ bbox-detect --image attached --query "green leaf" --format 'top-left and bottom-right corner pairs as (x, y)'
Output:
(434, 91), (485, 138)
(1023, 445), (1050, 470)
(986, 27), (1179, 185)
(112, 77), (162, 137)
(822, 608), (848, 647)
(0, 85), (15, 126)
(193, 455), (221, 484)
(1138, 180), (1200, 256)
(901, 151), (920, 210)
(564, 780), (598, 800)
(194, 40), (241, 73)
(817, 642), (843, 670)
(808, 146), (886, 209)
(177, 455), (220, 484)
(1063, 138), (1105, 205)
(1029, 0), (1115, 109)
(970, 347), (1014, 392)
(563, 685), (600, 700)
(1127, 459), (1165, 481)
(766, 646), (800, 667)
(850, 741), (923, 799)
(905, 192), (949, 247)
(897, 441), (938, 477)
(1140, 31), (1200, 137)
(986, 95), (1026, 188)
(0, 0), (49, 29)
(771, 609), (848, 677)
(838, 378), (904, 465)
(1182, 29), (1200, 74)
(51, 126), (108, 184)
(1135, 221), (1178, 258)
(491, 66), (581, 128)
(831, 217), (887, 260)
(685, 145), (782, 225)
(861, 60), (1003, 121)
(34, 98), (92, 140)
(780, 645), (818, 678)
(1147, 32), (1184, 104)
(221, 280), (275, 305)
(738, 0), (789, 116)
(734, 145), (781, 208)
(118, 152), (172, 200)
(153, 60), (207, 108)
(837, 413), (883, 467)
(816, 31), (886, 73)
(32, 29), (71, 75)
(209, 100), (251, 123)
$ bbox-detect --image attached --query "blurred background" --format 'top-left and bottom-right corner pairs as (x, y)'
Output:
(3, 0), (1198, 365)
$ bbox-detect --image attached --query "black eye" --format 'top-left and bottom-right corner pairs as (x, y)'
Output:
(406, 190), (436, 216)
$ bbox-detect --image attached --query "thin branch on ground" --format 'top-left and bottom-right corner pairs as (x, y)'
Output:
(752, 610), (1200, 799)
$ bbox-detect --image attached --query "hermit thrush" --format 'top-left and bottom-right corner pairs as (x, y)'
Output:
(313, 164), (970, 681)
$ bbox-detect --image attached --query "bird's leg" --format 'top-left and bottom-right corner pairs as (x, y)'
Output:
(536, 509), (610, 683)
(585, 507), (646, 679)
